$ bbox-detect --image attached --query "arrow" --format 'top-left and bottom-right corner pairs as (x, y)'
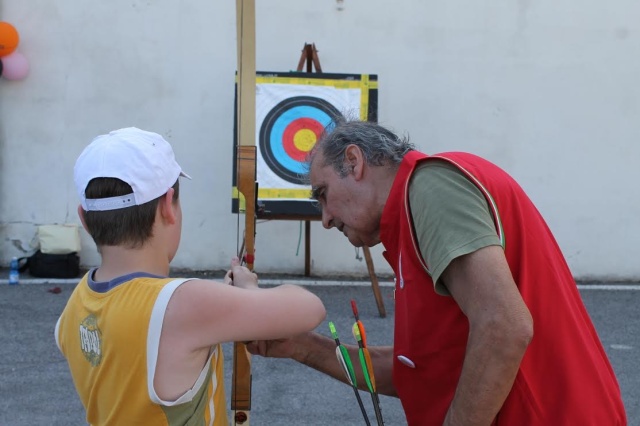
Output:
(329, 321), (371, 425)
(351, 301), (384, 426)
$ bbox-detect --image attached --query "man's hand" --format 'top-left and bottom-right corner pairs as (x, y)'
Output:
(247, 332), (398, 397)
(245, 338), (299, 359)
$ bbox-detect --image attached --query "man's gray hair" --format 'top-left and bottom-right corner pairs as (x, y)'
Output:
(308, 119), (415, 177)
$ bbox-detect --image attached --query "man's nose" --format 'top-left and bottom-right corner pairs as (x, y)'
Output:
(321, 209), (333, 229)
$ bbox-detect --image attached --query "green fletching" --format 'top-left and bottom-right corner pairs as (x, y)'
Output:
(339, 346), (358, 386)
(359, 349), (374, 393)
(331, 322), (358, 387)
(335, 347), (352, 385)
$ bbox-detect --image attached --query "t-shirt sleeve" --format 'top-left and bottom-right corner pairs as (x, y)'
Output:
(409, 159), (502, 296)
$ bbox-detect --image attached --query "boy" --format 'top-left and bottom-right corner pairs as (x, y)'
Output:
(55, 127), (326, 425)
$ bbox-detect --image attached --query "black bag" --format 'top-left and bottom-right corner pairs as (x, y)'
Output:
(19, 250), (80, 278)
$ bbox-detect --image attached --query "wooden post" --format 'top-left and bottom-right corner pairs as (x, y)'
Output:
(363, 246), (386, 318)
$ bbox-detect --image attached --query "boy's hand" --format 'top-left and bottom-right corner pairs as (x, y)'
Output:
(224, 256), (258, 289)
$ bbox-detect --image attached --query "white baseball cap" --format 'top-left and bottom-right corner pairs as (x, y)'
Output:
(74, 127), (191, 211)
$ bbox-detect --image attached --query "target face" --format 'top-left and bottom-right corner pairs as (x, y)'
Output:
(259, 96), (343, 184)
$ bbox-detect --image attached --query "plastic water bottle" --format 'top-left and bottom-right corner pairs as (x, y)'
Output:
(9, 257), (19, 285)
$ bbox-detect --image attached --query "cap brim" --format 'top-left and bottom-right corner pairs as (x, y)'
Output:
(180, 171), (192, 180)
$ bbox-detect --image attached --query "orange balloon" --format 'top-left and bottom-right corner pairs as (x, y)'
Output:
(0, 22), (19, 57)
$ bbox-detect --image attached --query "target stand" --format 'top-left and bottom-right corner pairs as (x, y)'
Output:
(231, 44), (386, 317)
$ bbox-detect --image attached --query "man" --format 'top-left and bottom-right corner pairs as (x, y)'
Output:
(56, 127), (326, 425)
(247, 120), (626, 425)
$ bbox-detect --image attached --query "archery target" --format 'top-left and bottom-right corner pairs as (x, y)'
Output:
(259, 96), (342, 184)
(256, 82), (363, 192)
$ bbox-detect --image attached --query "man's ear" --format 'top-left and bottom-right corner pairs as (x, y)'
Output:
(159, 188), (178, 225)
(344, 144), (365, 180)
(77, 205), (90, 232)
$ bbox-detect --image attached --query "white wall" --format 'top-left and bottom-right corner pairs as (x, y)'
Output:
(1, 0), (638, 280)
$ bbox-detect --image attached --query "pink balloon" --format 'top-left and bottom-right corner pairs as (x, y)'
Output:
(1, 51), (29, 80)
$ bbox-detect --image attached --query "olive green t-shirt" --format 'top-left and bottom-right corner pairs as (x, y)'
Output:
(408, 159), (502, 295)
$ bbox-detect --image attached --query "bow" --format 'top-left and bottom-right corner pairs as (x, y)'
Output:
(232, 0), (256, 424)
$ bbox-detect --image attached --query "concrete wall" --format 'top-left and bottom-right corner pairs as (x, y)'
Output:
(1, 0), (638, 280)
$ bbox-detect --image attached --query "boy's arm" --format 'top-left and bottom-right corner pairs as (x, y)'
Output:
(153, 265), (326, 402)
(166, 278), (327, 348)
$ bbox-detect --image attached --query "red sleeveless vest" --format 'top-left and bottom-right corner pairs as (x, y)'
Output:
(380, 151), (626, 425)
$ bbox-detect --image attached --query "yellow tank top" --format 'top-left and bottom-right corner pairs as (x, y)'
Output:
(55, 274), (229, 426)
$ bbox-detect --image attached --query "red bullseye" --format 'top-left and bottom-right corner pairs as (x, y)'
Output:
(282, 117), (324, 161)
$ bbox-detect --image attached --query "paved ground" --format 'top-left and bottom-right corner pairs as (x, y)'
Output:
(0, 278), (637, 425)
